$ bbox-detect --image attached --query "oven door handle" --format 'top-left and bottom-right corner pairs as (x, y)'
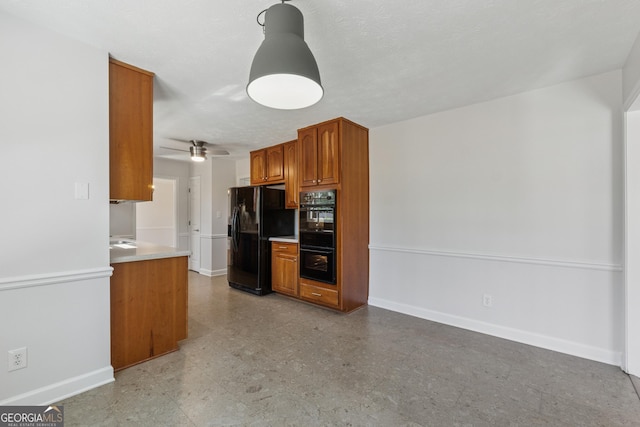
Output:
(300, 246), (333, 254)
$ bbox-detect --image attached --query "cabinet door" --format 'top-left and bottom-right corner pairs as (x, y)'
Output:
(250, 149), (267, 185)
(266, 144), (285, 182)
(109, 59), (154, 201)
(284, 140), (298, 209)
(317, 121), (340, 186)
(272, 253), (298, 296)
(299, 127), (318, 187)
(272, 242), (298, 296)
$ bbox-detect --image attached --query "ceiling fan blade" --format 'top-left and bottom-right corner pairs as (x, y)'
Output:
(162, 138), (230, 155)
(159, 146), (189, 153)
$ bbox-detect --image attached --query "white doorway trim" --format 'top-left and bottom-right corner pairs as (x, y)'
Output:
(189, 176), (202, 273)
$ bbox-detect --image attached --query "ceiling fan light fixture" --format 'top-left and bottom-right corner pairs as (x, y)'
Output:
(190, 143), (207, 162)
(247, 2), (323, 110)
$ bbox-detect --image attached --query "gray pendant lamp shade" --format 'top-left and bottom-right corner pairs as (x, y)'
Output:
(247, 2), (323, 110)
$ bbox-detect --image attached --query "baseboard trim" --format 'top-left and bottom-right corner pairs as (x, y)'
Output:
(0, 267), (113, 292)
(199, 268), (227, 277)
(369, 245), (622, 272)
(368, 296), (622, 366)
(0, 366), (114, 406)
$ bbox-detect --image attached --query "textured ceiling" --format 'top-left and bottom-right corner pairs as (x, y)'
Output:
(2, 0), (640, 160)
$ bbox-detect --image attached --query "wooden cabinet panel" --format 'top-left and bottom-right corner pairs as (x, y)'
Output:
(299, 127), (318, 187)
(299, 120), (340, 188)
(110, 256), (188, 371)
(299, 282), (339, 308)
(250, 145), (285, 185)
(250, 150), (267, 185)
(272, 242), (298, 297)
(284, 140), (298, 209)
(317, 121), (340, 186)
(266, 145), (285, 181)
(109, 58), (154, 201)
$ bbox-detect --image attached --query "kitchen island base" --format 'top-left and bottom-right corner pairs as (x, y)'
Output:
(110, 255), (188, 371)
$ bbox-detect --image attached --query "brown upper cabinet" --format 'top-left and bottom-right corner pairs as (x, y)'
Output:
(250, 144), (285, 185)
(299, 120), (340, 188)
(283, 140), (298, 208)
(109, 58), (154, 202)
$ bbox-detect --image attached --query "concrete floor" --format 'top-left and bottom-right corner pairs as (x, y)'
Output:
(58, 272), (640, 426)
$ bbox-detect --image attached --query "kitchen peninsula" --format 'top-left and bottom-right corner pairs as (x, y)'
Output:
(110, 240), (190, 371)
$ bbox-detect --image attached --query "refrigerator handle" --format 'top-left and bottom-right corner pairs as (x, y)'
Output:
(232, 206), (238, 234)
(231, 207), (240, 252)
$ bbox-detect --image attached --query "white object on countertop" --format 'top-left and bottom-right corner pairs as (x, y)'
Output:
(113, 243), (136, 249)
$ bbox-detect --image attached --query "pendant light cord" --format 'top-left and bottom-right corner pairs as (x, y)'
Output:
(257, 9), (267, 28)
(257, 0), (293, 34)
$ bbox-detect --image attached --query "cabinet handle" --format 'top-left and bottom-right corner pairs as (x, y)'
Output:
(311, 292), (322, 297)
(278, 246), (288, 249)
(312, 179), (316, 183)
(318, 179), (322, 183)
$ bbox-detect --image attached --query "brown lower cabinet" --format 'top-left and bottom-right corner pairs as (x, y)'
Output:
(271, 242), (298, 297)
(271, 242), (341, 310)
(299, 281), (339, 308)
(110, 256), (188, 371)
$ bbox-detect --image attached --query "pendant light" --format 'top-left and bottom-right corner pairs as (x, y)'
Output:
(247, 0), (323, 110)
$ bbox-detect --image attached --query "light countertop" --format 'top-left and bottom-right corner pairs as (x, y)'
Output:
(110, 240), (191, 264)
(269, 235), (298, 243)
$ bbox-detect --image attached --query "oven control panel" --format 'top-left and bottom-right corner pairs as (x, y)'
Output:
(300, 190), (335, 206)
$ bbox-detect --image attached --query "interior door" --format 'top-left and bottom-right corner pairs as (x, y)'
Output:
(189, 176), (201, 272)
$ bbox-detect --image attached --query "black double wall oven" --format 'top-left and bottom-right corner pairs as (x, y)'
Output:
(299, 190), (337, 284)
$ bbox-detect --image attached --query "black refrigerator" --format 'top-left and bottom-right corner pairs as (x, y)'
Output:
(227, 186), (295, 295)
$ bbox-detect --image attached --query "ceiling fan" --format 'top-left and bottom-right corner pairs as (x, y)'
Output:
(159, 139), (230, 162)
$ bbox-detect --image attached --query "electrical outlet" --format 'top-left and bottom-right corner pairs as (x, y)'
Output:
(8, 347), (27, 372)
(483, 294), (493, 307)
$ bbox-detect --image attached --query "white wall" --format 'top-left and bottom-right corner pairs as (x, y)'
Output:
(191, 157), (236, 276)
(236, 158), (250, 186)
(210, 159), (237, 275)
(625, 111), (640, 376)
(623, 32), (640, 109)
(0, 11), (113, 403)
(369, 71), (624, 365)
(136, 178), (176, 247)
(623, 30), (640, 377)
(155, 158), (190, 251)
(109, 203), (136, 239)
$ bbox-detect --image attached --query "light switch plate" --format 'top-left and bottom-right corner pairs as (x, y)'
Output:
(74, 182), (89, 200)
